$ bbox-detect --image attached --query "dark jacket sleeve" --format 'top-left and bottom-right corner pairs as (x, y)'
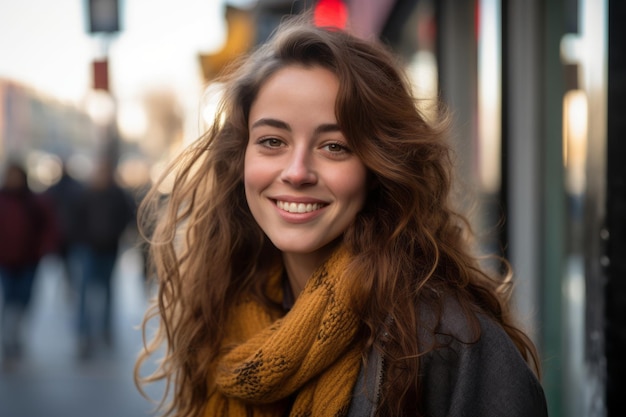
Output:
(420, 310), (548, 417)
(34, 193), (62, 258)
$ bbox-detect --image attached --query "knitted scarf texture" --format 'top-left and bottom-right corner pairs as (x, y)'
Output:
(203, 246), (363, 417)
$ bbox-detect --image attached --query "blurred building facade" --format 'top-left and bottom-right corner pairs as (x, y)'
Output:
(0, 81), (100, 190)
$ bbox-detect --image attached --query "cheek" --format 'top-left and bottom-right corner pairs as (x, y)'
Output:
(243, 152), (271, 200)
(333, 164), (369, 206)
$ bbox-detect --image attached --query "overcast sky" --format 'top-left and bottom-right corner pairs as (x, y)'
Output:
(0, 0), (227, 105)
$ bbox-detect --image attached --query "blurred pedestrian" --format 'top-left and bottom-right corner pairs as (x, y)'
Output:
(131, 180), (154, 292)
(0, 160), (58, 369)
(45, 161), (85, 299)
(73, 159), (135, 358)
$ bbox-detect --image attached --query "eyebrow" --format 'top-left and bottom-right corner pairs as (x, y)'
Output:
(250, 118), (290, 131)
(250, 118), (341, 135)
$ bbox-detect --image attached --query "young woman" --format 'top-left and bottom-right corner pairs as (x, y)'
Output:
(135, 16), (548, 417)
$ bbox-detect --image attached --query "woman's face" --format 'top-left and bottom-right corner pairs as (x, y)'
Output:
(244, 64), (368, 258)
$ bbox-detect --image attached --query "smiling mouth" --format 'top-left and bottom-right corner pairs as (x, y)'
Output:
(276, 200), (326, 213)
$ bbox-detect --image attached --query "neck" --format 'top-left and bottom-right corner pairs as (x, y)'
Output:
(282, 243), (339, 299)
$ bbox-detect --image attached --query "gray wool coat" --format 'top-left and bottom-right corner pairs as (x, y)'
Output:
(347, 299), (549, 417)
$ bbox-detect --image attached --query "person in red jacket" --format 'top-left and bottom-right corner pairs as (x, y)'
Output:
(0, 160), (58, 368)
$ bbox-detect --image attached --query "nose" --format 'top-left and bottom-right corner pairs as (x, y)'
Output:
(280, 149), (317, 187)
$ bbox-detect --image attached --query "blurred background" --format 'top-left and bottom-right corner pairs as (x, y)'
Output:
(0, 0), (623, 416)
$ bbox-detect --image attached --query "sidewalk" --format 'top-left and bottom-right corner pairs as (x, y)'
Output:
(0, 246), (165, 417)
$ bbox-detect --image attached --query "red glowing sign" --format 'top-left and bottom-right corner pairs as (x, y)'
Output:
(314, 0), (348, 30)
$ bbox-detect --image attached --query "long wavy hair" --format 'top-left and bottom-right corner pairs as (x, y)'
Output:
(135, 15), (540, 417)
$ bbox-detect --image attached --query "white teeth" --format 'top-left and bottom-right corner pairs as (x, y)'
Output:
(276, 200), (322, 213)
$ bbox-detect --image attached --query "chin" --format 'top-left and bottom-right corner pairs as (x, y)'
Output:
(270, 236), (341, 257)
(273, 244), (320, 254)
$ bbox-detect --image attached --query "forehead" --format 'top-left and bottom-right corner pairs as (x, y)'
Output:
(265, 63), (336, 82)
(250, 65), (340, 120)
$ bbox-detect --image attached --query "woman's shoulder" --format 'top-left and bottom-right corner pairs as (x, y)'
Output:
(418, 296), (548, 417)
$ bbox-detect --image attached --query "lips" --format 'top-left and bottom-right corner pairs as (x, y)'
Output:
(276, 200), (326, 213)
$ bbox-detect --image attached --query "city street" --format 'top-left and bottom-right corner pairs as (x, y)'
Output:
(0, 246), (165, 417)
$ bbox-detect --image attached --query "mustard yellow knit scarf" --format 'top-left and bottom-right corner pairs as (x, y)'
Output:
(203, 246), (363, 417)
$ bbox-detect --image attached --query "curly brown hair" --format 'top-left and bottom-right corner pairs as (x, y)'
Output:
(135, 14), (540, 417)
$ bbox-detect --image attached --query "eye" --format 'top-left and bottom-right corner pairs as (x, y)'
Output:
(258, 137), (284, 148)
(322, 142), (350, 153)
